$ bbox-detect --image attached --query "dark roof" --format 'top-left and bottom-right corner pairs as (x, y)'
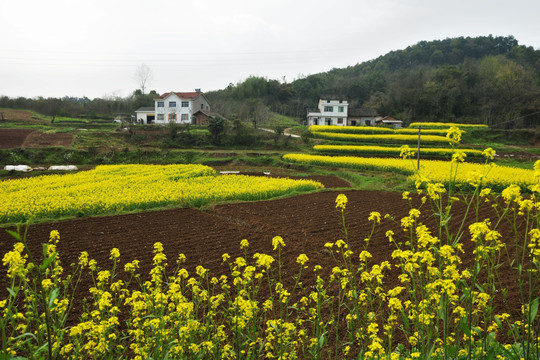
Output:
(306, 108), (321, 114)
(348, 108), (378, 117)
(135, 107), (154, 112)
(158, 92), (202, 99)
(193, 110), (227, 120)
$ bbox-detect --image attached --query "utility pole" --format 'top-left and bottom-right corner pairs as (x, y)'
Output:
(417, 126), (421, 170)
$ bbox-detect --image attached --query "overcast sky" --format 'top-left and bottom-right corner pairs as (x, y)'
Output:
(1, 0), (539, 99)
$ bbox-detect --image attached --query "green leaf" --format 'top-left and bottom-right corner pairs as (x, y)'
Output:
(461, 321), (471, 336)
(40, 252), (57, 271)
(529, 297), (539, 321)
(5, 230), (21, 241)
(494, 314), (502, 329)
(7, 287), (17, 297)
(318, 333), (326, 348)
(48, 288), (60, 309)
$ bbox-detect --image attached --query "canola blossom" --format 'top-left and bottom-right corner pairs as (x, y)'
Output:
(409, 121), (489, 130)
(394, 128), (459, 135)
(313, 144), (484, 158)
(2, 178), (540, 359)
(282, 153), (537, 190)
(311, 131), (454, 145)
(309, 125), (456, 136)
(0, 164), (324, 224)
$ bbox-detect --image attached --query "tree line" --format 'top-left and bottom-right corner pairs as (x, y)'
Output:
(1, 35), (539, 128)
(207, 35), (540, 128)
(0, 90), (160, 121)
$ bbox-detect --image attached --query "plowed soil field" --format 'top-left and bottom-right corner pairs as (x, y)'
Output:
(0, 128), (73, 149)
(0, 129), (34, 148)
(0, 180), (526, 335)
(22, 131), (73, 147)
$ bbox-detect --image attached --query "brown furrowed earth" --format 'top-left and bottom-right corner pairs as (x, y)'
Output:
(0, 176), (529, 345)
(22, 131), (73, 148)
(0, 129), (73, 149)
(0, 129), (34, 148)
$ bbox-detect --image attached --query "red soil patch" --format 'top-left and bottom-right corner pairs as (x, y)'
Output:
(0, 109), (36, 121)
(0, 129), (34, 149)
(22, 131), (73, 147)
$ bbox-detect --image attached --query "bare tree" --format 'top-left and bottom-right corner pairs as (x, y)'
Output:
(134, 64), (153, 95)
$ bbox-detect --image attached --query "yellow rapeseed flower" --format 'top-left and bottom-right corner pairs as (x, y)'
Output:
(446, 126), (462, 144)
(240, 239), (250, 250)
(109, 248), (120, 260)
(335, 193), (348, 210)
(368, 211), (381, 223)
(296, 254), (309, 266)
(482, 147), (496, 160)
(272, 236), (285, 250)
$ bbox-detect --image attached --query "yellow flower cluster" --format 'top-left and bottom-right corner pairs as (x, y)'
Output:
(409, 121), (489, 130)
(283, 153), (538, 190)
(395, 128), (461, 135)
(313, 144), (484, 157)
(2, 164), (539, 358)
(0, 164), (323, 224)
(309, 124), (457, 136)
(311, 131), (455, 144)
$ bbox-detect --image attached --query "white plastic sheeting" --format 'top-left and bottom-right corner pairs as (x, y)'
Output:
(48, 165), (78, 171)
(4, 165), (32, 172)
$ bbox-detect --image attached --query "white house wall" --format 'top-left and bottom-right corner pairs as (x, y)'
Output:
(135, 112), (149, 124)
(155, 94), (193, 124)
(307, 98), (348, 126)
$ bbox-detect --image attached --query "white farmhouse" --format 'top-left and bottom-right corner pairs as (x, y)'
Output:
(306, 95), (382, 127)
(135, 90), (211, 125)
(306, 96), (349, 126)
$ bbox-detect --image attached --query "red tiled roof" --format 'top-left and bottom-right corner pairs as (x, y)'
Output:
(159, 92), (201, 99)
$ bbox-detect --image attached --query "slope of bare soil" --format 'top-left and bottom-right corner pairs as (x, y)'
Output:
(0, 129), (34, 149)
(22, 131), (73, 147)
(0, 109), (36, 121)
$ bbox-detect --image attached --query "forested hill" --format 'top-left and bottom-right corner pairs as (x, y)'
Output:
(207, 35), (540, 128)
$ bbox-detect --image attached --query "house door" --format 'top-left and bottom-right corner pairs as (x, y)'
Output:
(351, 120), (356, 126)
(313, 119), (318, 125)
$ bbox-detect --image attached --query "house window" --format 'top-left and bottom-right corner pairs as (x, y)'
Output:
(181, 101), (189, 107)
(168, 113), (177, 121)
(324, 106), (333, 112)
(338, 106), (344, 112)
(181, 114), (188, 121)
(337, 118), (343, 124)
(169, 101), (176, 107)
(157, 114), (164, 120)
(326, 100), (330, 103)
(201, 104), (204, 109)
(157, 101), (164, 108)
